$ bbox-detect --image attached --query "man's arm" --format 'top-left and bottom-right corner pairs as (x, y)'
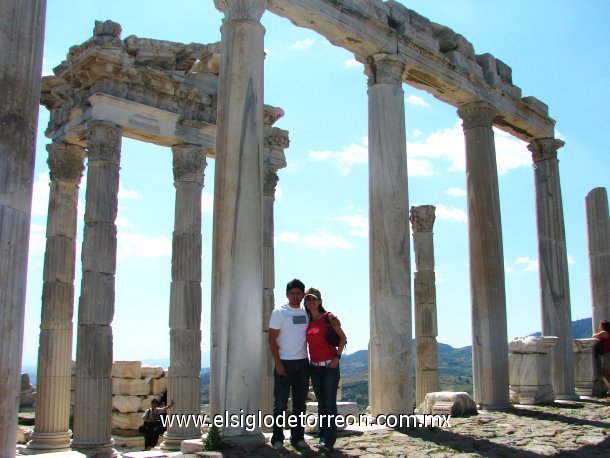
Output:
(268, 328), (286, 376)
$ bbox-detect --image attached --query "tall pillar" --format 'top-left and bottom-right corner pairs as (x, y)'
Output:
(162, 144), (206, 450)
(261, 164), (279, 416)
(366, 53), (413, 416)
(528, 138), (576, 400)
(72, 121), (121, 457)
(457, 101), (510, 409)
(410, 205), (440, 408)
(27, 142), (85, 453)
(586, 187), (610, 329)
(210, 0), (266, 437)
(0, 2), (46, 455)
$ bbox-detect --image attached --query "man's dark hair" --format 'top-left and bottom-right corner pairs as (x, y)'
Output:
(601, 321), (610, 333)
(286, 278), (305, 293)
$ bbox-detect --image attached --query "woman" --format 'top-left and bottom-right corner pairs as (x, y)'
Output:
(593, 321), (610, 389)
(304, 287), (347, 451)
(141, 398), (174, 450)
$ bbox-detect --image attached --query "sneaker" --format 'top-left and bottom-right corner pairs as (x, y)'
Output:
(272, 441), (283, 450)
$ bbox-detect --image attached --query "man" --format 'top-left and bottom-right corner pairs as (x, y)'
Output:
(268, 278), (309, 449)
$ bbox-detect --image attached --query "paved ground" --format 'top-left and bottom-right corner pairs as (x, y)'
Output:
(17, 397), (610, 457)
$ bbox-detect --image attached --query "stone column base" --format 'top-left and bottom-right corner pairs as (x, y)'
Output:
(510, 384), (555, 405)
(71, 440), (117, 458)
(161, 433), (201, 451)
(24, 431), (72, 454)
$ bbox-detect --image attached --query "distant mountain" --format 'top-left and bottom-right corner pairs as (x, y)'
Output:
(529, 317), (592, 339)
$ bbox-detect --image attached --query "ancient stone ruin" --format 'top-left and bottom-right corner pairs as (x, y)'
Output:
(1, 1), (609, 457)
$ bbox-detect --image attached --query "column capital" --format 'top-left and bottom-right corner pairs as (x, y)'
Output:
(87, 121), (121, 163)
(457, 101), (497, 129)
(263, 166), (279, 198)
(365, 53), (404, 85)
(46, 142), (86, 184)
(214, 0), (266, 21)
(410, 205), (436, 233)
(264, 128), (289, 150)
(528, 137), (565, 163)
(172, 144), (207, 184)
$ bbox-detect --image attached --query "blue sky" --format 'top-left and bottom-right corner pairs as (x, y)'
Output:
(22, 1), (610, 366)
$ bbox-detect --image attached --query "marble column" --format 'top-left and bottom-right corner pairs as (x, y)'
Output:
(72, 121), (121, 457)
(162, 144), (206, 450)
(366, 53), (413, 416)
(27, 143), (85, 453)
(211, 0), (266, 437)
(586, 187), (610, 328)
(457, 101), (510, 409)
(0, 2), (46, 456)
(261, 164), (279, 416)
(410, 205), (440, 408)
(528, 138), (576, 400)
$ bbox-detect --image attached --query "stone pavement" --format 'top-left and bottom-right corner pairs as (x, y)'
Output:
(197, 398), (610, 457)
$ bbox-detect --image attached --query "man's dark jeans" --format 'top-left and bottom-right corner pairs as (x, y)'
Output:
(310, 364), (340, 448)
(271, 358), (310, 445)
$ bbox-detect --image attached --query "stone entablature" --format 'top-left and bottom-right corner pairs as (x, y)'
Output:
(266, 0), (554, 141)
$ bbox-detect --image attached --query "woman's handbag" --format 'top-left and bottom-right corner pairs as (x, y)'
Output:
(324, 313), (341, 347)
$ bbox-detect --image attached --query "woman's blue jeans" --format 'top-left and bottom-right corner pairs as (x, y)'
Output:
(310, 364), (340, 448)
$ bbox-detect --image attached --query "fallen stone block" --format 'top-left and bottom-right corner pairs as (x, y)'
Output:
(112, 361), (142, 379)
(141, 365), (165, 378)
(113, 394), (142, 413)
(112, 411), (146, 430)
(113, 377), (151, 395)
(418, 391), (477, 416)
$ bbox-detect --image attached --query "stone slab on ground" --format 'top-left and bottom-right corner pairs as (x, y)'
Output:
(113, 435), (144, 448)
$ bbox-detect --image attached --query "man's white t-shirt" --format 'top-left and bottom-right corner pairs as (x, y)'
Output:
(269, 303), (309, 360)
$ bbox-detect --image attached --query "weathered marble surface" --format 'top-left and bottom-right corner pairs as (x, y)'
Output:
(418, 392), (477, 416)
(573, 339), (607, 397)
(141, 367), (165, 379)
(586, 188), (610, 327)
(509, 336), (557, 405)
(367, 54), (412, 416)
(112, 361), (142, 379)
(0, 1), (46, 456)
(112, 396), (142, 414)
(529, 138), (576, 400)
(457, 101), (509, 410)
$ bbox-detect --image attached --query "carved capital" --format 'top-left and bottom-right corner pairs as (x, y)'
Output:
(410, 205), (436, 233)
(457, 101), (497, 130)
(365, 53), (404, 85)
(46, 142), (86, 184)
(87, 121), (122, 164)
(528, 138), (564, 163)
(214, 0), (266, 21)
(264, 127), (290, 149)
(263, 166), (279, 198)
(172, 144), (207, 184)
(93, 20), (122, 38)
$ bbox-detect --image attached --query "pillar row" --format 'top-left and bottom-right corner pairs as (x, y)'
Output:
(366, 53), (413, 416)
(162, 144), (206, 450)
(410, 205), (440, 408)
(72, 121), (122, 457)
(528, 138), (576, 400)
(211, 0), (266, 437)
(457, 101), (510, 410)
(27, 142), (85, 453)
(586, 187), (610, 329)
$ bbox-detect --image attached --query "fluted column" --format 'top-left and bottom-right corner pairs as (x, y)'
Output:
(586, 187), (610, 329)
(366, 53), (413, 416)
(261, 165), (279, 416)
(457, 101), (510, 409)
(410, 205), (440, 408)
(210, 0), (266, 437)
(162, 144), (206, 450)
(27, 143), (85, 453)
(0, 2), (46, 456)
(72, 121), (121, 457)
(528, 138), (576, 400)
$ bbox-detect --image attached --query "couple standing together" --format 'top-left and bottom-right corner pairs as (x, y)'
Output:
(268, 279), (347, 451)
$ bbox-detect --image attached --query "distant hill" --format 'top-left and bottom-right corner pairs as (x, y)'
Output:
(529, 317), (592, 339)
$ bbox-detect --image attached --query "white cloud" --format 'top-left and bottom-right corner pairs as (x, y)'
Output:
(568, 254), (575, 265)
(118, 187), (143, 200)
(412, 129), (424, 139)
(446, 187), (467, 197)
(202, 191), (214, 214)
(333, 212), (368, 237)
(28, 223), (47, 254)
(435, 204), (467, 223)
(408, 158), (434, 176)
(516, 256), (538, 272)
(345, 59), (363, 69)
(275, 183), (283, 200)
(117, 233), (172, 259)
(406, 95), (430, 108)
(309, 139), (367, 175)
(290, 38), (315, 51)
(32, 172), (50, 217)
(494, 129), (531, 176)
(275, 231), (352, 249)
